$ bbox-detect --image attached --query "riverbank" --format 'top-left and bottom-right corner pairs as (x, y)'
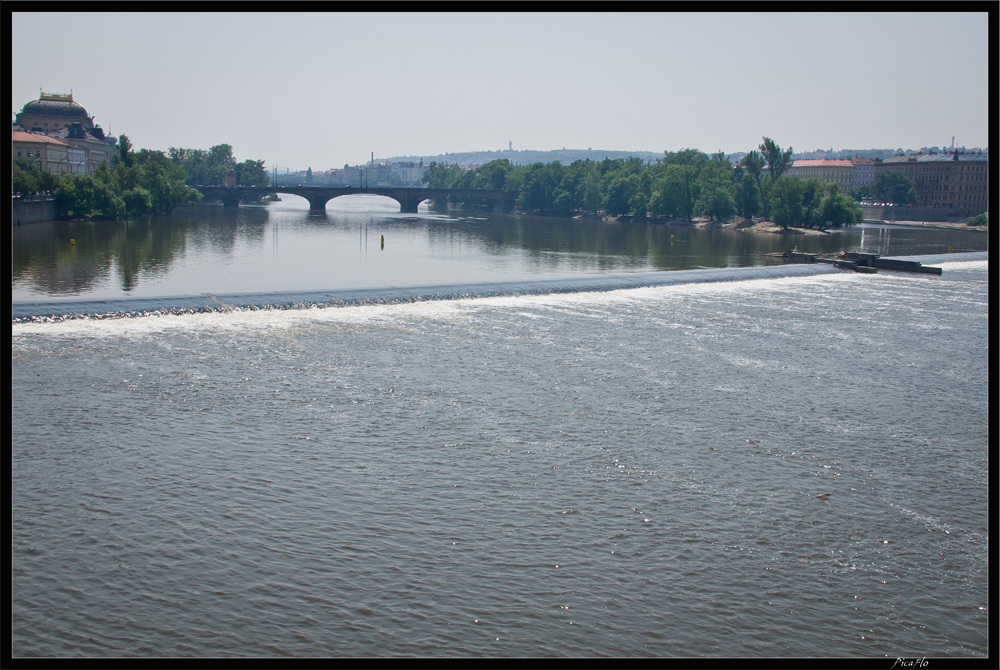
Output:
(694, 216), (830, 235)
(698, 215), (988, 235)
(861, 219), (988, 232)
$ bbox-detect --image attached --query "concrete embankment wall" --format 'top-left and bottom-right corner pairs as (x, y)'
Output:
(862, 205), (975, 223)
(13, 199), (58, 225)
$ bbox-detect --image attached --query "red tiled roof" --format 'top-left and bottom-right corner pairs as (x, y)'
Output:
(12, 131), (70, 146)
(791, 159), (855, 168)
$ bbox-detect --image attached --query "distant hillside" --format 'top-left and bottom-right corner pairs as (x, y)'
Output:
(373, 146), (961, 169)
(382, 148), (665, 167)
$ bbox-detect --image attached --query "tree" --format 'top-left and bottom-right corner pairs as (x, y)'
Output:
(710, 150), (731, 171)
(603, 173), (638, 216)
(13, 162), (40, 195)
(422, 162), (463, 189)
(759, 137), (794, 183)
(870, 171), (917, 205)
(695, 187), (736, 221)
(581, 162), (603, 214)
(740, 150), (768, 216)
(735, 173), (760, 218)
(234, 159), (269, 187)
(663, 148), (709, 170)
(629, 191), (648, 219)
(472, 159), (514, 191)
(648, 165), (695, 219)
(799, 178), (827, 228)
(122, 187), (154, 217)
(768, 176), (803, 229)
(693, 163), (736, 220)
(117, 134), (134, 168)
(817, 185), (863, 229)
(169, 143), (243, 186)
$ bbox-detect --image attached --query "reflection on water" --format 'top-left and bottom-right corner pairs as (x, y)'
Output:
(12, 197), (989, 301)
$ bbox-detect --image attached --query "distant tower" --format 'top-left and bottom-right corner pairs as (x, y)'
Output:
(509, 141), (512, 152)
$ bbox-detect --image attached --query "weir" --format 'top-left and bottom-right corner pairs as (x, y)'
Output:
(14, 254), (987, 322)
(766, 250), (945, 275)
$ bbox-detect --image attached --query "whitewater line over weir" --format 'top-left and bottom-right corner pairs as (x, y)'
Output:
(11, 252), (986, 323)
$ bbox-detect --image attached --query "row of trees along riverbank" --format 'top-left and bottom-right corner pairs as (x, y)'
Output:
(11, 137), (269, 219)
(423, 137), (865, 230)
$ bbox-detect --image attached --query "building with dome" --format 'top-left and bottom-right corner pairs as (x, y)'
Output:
(13, 91), (116, 175)
(15, 91), (96, 133)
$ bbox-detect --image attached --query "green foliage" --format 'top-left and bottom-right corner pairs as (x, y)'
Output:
(581, 163), (603, 214)
(663, 148), (709, 170)
(759, 137), (794, 182)
(13, 163), (39, 195)
(695, 186), (737, 221)
(12, 159), (59, 195)
(472, 159), (514, 191)
(168, 143), (240, 186)
(56, 174), (101, 217)
(422, 162), (464, 189)
(603, 173), (638, 216)
(411, 138), (799, 223)
(49, 135), (199, 218)
(122, 187), (154, 217)
(799, 178), (827, 228)
(768, 176), (803, 229)
(629, 191), (648, 219)
(766, 178), (862, 230)
(117, 134), (134, 168)
(736, 173), (760, 218)
(649, 165), (695, 219)
(816, 185), (863, 229)
(870, 171), (917, 205)
(740, 150), (768, 216)
(966, 212), (988, 227)
(517, 162), (564, 214)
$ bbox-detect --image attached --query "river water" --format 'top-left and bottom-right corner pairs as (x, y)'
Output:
(11, 197), (989, 657)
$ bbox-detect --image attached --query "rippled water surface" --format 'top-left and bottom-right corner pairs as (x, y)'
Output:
(12, 259), (988, 657)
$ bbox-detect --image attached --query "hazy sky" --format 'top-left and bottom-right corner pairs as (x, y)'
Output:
(12, 12), (989, 171)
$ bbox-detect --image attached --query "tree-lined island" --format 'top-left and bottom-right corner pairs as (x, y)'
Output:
(424, 137), (868, 231)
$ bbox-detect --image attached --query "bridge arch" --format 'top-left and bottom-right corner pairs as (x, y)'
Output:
(193, 186), (513, 213)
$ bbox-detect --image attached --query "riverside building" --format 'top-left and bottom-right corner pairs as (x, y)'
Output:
(785, 159), (855, 194)
(12, 131), (70, 174)
(874, 152), (989, 214)
(849, 157), (875, 191)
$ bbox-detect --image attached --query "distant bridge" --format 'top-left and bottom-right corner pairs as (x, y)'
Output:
(193, 185), (515, 213)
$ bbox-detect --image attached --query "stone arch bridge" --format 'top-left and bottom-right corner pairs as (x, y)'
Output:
(194, 185), (515, 213)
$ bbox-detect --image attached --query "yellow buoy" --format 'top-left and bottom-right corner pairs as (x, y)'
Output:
(70, 239), (75, 246)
